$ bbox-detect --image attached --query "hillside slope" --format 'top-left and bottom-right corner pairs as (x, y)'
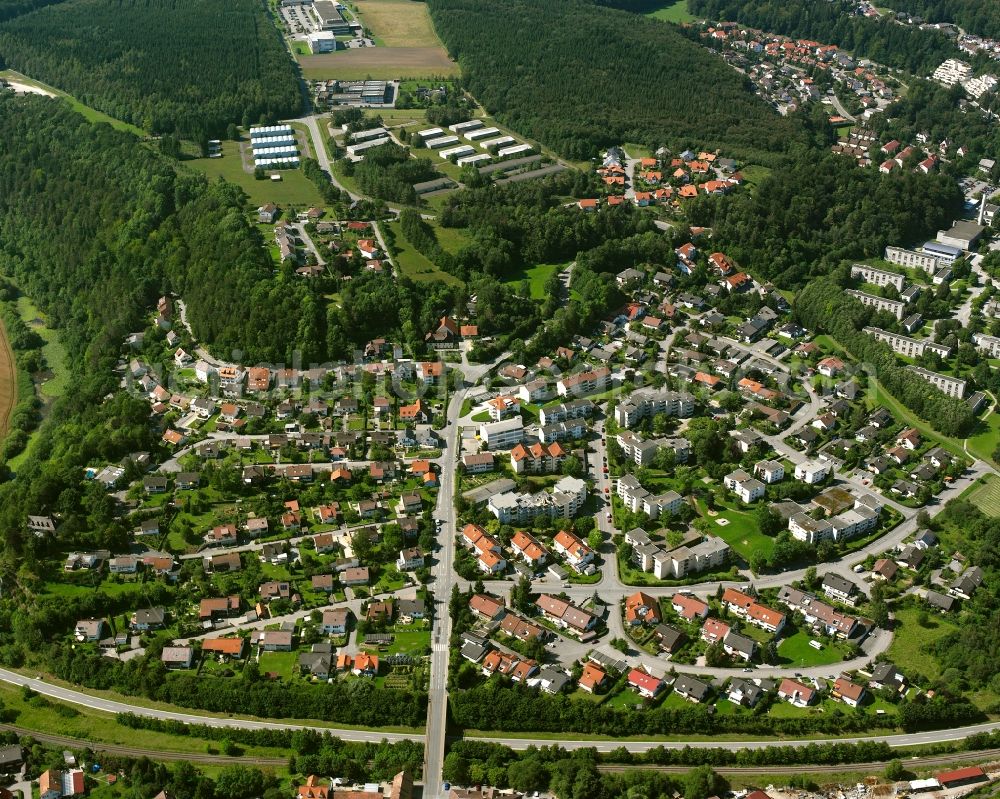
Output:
(426, 0), (808, 162)
(0, 0), (302, 138)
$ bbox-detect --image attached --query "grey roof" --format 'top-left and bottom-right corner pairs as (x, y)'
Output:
(822, 573), (857, 596)
(674, 674), (711, 701)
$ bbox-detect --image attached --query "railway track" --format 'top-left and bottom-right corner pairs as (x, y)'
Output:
(3, 722), (998, 778)
(597, 748), (1000, 776)
(0, 725), (287, 767)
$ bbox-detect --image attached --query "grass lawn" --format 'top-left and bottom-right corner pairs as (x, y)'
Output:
(257, 650), (299, 679)
(776, 630), (848, 668)
(434, 223), (472, 254)
(965, 473), (1000, 516)
(695, 498), (773, 563)
(6, 293), (70, 469)
(737, 164), (772, 188)
(385, 628), (431, 656)
(964, 394), (999, 466)
(504, 263), (564, 300)
(0, 683), (288, 759)
(622, 142), (654, 159)
(41, 580), (142, 600)
(885, 606), (957, 681)
(0, 69), (146, 137)
(182, 140), (325, 208)
(605, 689), (644, 711)
(386, 220), (463, 286)
(646, 0), (697, 23)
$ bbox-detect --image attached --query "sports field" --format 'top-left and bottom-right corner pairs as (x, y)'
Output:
(967, 474), (1000, 517)
(300, 47), (458, 80)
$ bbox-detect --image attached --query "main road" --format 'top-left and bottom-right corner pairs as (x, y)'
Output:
(4, 666), (1000, 755)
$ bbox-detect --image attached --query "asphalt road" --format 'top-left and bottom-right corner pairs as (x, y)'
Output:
(5, 667), (1000, 755)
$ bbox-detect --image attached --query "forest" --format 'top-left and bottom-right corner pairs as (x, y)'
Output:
(0, 0), (302, 138)
(688, 0), (963, 75)
(425, 0), (809, 163)
(0, 0), (61, 22)
(885, 0), (1000, 40)
(686, 151), (964, 287)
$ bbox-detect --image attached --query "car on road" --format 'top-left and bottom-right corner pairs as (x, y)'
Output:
(604, 487), (609, 493)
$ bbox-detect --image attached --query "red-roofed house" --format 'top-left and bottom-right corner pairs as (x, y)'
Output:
(627, 668), (664, 698)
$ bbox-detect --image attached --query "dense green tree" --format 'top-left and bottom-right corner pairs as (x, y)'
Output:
(0, 0), (302, 137)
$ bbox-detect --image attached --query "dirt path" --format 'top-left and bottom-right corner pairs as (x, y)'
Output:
(0, 318), (18, 438)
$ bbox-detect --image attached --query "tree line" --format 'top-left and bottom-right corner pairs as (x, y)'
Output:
(794, 278), (974, 436)
(47, 644), (426, 728)
(0, 0), (302, 138)
(425, 0), (809, 163)
(116, 714), (424, 781)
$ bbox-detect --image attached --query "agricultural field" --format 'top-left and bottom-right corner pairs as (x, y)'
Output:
(966, 473), (1000, 517)
(298, 0), (459, 79)
(353, 0), (445, 47)
(299, 47), (458, 81)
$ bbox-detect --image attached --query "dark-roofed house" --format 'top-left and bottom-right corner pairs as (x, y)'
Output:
(726, 677), (766, 708)
(822, 573), (857, 604)
(653, 624), (685, 655)
(673, 674), (711, 703)
(0, 744), (23, 772)
(131, 607), (166, 631)
(869, 662), (907, 693)
(951, 566), (983, 600)
(925, 589), (956, 612)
